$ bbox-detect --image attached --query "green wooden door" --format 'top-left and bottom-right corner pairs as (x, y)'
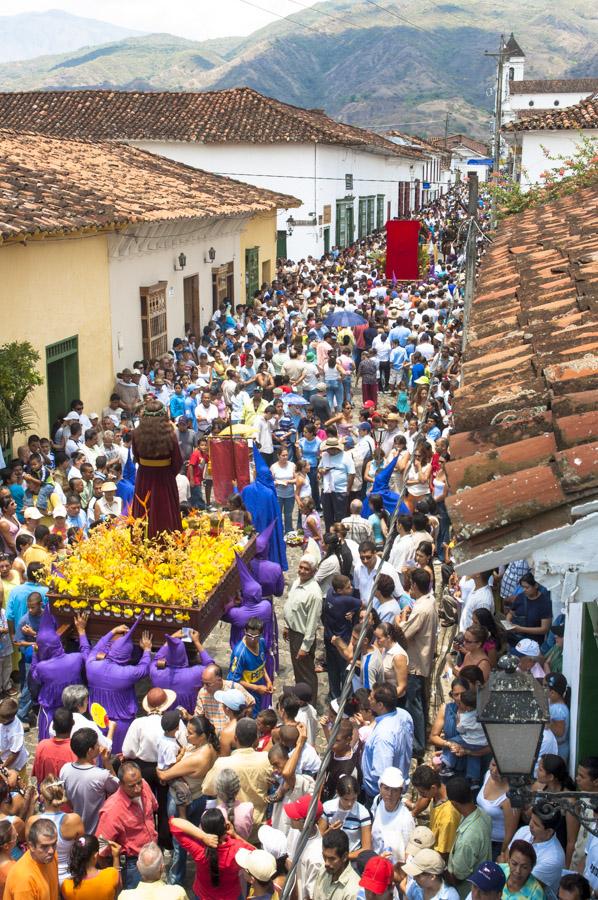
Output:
(276, 230), (287, 260)
(323, 226), (330, 254)
(46, 336), (79, 432)
(358, 198), (367, 238)
(245, 247), (259, 303)
(376, 194), (385, 229)
(577, 604), (598, 762)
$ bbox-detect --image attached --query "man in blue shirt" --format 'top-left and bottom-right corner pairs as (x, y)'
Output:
(318, 438), (355, 531)
(14, 590), (44, 726)
(506, 572), (552, 646)
(362, 683), (414, 804)
(6, 563), (49, 640)
(389, 318), (412, 347)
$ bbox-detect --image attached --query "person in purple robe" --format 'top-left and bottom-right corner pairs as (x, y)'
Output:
(30, 608), (91, 741)
(249, 520), (285, 674)
(222, 554), (275, 686)
(150, 632), (214, 714)
(85, 615), (153, 753)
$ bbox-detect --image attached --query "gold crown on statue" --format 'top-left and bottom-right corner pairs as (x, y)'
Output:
(142, 404), (167, 417)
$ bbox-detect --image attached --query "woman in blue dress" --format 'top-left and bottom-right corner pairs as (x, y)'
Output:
(228, 617), (273, 714)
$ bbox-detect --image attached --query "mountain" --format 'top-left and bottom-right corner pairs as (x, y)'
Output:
(0, 1), (596, 137)
(0, 10), (143, 63)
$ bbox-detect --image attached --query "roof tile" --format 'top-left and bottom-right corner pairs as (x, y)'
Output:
(0, 87), (422, 157)
(449, 181), (598, 558)
(504, 93), (598, 132)
(0, 128), (299, 241)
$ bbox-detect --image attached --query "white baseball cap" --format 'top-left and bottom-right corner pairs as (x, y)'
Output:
(235, 848), (276, 881)
(514, 638), (541, 659)
(380, 766), (404, 789)
(24, 507), (43, 520)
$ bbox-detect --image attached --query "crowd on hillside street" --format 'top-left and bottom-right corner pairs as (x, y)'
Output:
(0, 184), (595, 900)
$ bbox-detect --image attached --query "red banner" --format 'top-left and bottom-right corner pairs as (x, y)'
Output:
(209, 438), (251, 505)
(386, 219), (420, 281)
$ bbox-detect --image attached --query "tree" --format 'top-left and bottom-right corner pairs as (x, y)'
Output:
(0, 342), (44, 453)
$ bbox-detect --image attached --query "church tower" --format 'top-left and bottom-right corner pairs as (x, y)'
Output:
(503, 33), (525, 101)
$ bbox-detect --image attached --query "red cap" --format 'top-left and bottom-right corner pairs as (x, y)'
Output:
(283, 793), (323, 821)
(281, 385), (292, 393)
(359, 856), (394, 892)
(363, 400), (376, 409)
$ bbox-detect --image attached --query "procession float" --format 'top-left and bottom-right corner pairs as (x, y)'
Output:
(46, 513), (256, 642)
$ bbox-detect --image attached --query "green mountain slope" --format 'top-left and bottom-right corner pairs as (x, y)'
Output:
(0, 0), (595, 137)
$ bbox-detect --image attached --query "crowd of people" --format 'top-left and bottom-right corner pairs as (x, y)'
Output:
(0, 186), (594, 900)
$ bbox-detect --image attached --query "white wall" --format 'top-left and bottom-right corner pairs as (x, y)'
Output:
(503, 90), (592, 124)
(519, 129), (598, 190)
(107, 216), (247, 371)
(129, 139), (419, 259)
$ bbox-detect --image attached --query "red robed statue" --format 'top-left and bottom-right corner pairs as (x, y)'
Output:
(131, 400), (182, 537)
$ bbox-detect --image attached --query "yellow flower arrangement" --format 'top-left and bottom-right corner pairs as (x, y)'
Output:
(44, 515), (246, 613)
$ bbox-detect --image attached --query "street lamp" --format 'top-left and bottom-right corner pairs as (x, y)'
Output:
(477, 654), (547, 784)
(478, 656), (598, 832)
(173, 252), (187, 271)
(286, 216), (296, 236)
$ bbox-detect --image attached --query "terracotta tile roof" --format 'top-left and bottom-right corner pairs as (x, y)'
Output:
(446, 181), (598, 559)
(504, 93), (598, 132)
(0, 128), (299, 242)
(0, 87), (422, 158)
(386, 130), (444, 156)
(427, 134), (489, 156)
(509, 79), (598, 95)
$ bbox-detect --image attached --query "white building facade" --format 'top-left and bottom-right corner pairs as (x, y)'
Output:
(503, 94), (598, 190)
(107, 215), (252, 371)
(129, 138), (423, 261)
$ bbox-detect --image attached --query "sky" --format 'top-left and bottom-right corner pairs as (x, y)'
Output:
(11, 0), (321, 40)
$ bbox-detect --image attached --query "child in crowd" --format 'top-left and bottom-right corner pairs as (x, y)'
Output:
(157, 709), (190, 818)
(0, 698), (28, 779)
(256, 708), (277, 752)
(438, 689), (488, 782)
(283, 683), (318, 747)
(0, 594), (13, 699)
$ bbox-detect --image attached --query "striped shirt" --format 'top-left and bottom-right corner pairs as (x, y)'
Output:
(194, 679), (255, 734)
(322, 798), (372, 853)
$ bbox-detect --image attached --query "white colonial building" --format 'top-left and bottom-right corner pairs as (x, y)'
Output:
(503, 94), (598, 190)
(0, 87), (428, 268)
(501, 33), (598, 126)
(426, 133), (491, 183)
(386, 130), (453, 199)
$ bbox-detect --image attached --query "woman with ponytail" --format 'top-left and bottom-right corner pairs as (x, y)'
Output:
(210, 768), (254, 840)
(62, 833), (121, 900)
(169, 807), (254, 900)
(27, 775), (84, 885)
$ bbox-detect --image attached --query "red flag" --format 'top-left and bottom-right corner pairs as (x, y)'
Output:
(209, 437), (251, 505)
(386, 219), (420, 281)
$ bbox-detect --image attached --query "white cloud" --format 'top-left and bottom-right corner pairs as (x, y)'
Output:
(9, 0), (320, 40)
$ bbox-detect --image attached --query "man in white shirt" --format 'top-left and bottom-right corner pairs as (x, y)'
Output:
(354, 540), (400, 601)
(254, 407), (275, 464)
(195, 391), (219, 428)
(389, 517), (416, 574)
(459, 571), (494, 632)
(285, 794), (324, 900)
(510, 804), (565, 896)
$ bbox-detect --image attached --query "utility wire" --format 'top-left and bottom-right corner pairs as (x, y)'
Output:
(235, 0), (324, 35)
(279, 184), (478, 900)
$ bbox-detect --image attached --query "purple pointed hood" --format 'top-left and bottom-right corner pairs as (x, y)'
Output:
(36, 606), (65, 662)
(255, 520), (276, 560)
(236, 552), (262, 605)
(164, 634), (188, 668)
(106, 614), (143, 664)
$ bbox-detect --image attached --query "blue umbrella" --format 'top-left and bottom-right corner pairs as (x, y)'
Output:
(283, 393), (309, 406)
(324, 310), (367, 328)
